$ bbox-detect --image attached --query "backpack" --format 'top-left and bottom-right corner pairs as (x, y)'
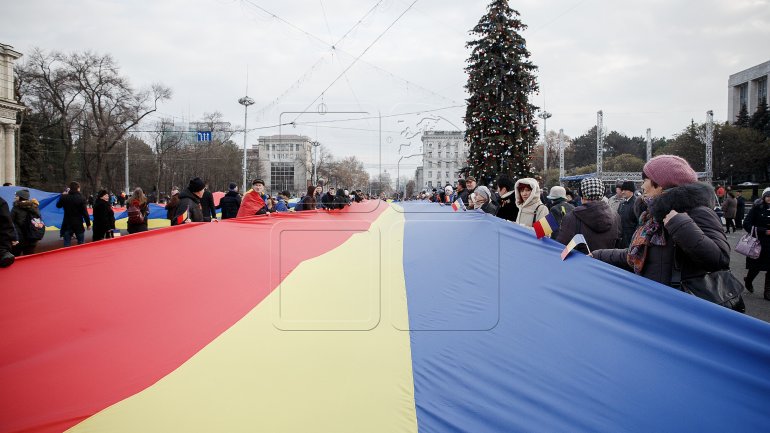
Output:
(26, 213), (46, 241)
(127, 201), (145, 225)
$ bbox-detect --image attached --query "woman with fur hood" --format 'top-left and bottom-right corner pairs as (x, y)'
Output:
(514, 178), (549, 227)
(592, 156), (738, 309)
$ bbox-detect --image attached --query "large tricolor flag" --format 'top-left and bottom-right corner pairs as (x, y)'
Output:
(2, 201), (770, 433)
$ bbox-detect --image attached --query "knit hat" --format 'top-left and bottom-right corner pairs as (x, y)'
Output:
(580, 177), (604, 200)
(474, 185), (491, 201)
(15, 189), (30, 200)
(228, 182), (238, 191)
(444, 185), (454, 194)
(97, 189), (109, 198)
(620, 181), (636, 193)
(762, 187), (770, 198)
(547, 186), (567, 200)
(643, 155), (697, 189)
(188, 177), (206, 193)
(466, 176), (476, 183)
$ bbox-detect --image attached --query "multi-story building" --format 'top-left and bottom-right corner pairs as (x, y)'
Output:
(0, 43), (23, 185)
(728, 60), (770, 122)
(251, 135), (312, 196)
(417, 130), (467, 191)
(414, 166), (424, 193)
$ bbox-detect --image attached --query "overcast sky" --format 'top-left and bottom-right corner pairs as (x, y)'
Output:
(4, 0), (770, 172)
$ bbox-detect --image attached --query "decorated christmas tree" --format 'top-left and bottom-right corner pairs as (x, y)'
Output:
(464, 0), (539, 185)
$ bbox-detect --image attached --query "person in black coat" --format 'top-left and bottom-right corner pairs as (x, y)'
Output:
(735, 190), (747, 228)
(11, 189), (44, 255)
(617, 181), (639, 248)
(217, 183), (242, 219)
(321, 188), (337, 209)
(495, 175), (518, 222)
(200, 184), (217, 222)
(743, 188), (770, 299)
(56, 181), (91, 246)
(92, 189), (116, 241)
(333, 187), (350, 210)
(173, 178), (206, 224)
(0, 196), (16, 267)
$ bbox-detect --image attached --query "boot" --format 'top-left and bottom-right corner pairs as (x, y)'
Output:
(0, 250), (14, 268)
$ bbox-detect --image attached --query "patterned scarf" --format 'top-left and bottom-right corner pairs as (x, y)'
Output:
(626, 197), (667, 274)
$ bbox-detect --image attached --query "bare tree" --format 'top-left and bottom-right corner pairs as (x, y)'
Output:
(15, 49), (84, 186)
(150, 118), (185, 200)
(66, 51), (171, 193)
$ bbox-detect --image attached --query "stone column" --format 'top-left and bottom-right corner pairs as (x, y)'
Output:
(0, 125), (5, 183)
(4, 124), (16, 185)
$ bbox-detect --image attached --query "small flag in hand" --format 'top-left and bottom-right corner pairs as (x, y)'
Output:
(175, 208), (189, 225)
(533, 213), (559, 239)
(452, 199), (466, 212)
(561, 234), (589, 260)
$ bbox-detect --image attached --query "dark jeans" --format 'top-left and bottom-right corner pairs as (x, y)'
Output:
(746, 269), (769, 290)
(725, 218), (736, 232)
(62, 230), (85, 247)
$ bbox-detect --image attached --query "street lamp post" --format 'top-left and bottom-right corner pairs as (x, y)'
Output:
(238, 96), (255, 192)
(311, 140), (321, 185)
(538, 110), (552, 185)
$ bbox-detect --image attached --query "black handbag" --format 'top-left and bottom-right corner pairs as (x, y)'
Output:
(671, 247), (745, 311)
(680, 270), (745, 311)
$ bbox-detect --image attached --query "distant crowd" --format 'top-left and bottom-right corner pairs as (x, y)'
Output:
(1, 155), (769, 310)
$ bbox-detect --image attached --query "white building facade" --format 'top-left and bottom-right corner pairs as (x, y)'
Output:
(417, 130), (467, 191)
(728, 60), (770, 122)
(252, 135), (312, 196)
(0, 43), (23, 185)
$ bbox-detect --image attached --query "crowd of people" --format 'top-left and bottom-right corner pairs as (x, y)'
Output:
(416, 155), (770, 309)
(1, 155), (769, 309)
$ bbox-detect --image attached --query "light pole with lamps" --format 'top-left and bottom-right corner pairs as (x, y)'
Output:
(238, 95), (255, 192)
(311, 140), (321, 185)
(397, 153), (421, 199)
(538, 110), (552, 184)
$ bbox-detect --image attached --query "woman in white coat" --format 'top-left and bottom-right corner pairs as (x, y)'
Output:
(514, 178), (549, 227)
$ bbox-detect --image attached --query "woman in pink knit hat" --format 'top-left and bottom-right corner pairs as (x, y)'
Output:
(593, 155), (742, 311)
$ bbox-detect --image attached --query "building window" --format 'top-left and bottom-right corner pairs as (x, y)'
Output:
(446, 171), (449, 177)
(739, 83), (748, 109)
(271, 162), (294, 193)
(438, 152), (442, 158)
(428, 152), (433, 158)
(428, 171), (432, 178)
(759, 77), (768, 104)
(428, 181), (433, 188)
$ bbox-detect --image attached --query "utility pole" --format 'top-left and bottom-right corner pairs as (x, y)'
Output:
(311, 140), (321, 185)
(538, 110), (552, 184)
(558, 129), (565, 184)
(238, 96), (255, 192)
(596, 110), (604, 180)
(646, 128), (652, 162)
(705, 110), (714, 183)
(125, 139), (129, 195)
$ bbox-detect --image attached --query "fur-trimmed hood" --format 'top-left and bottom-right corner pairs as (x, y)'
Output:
(650, 182), (715, 222)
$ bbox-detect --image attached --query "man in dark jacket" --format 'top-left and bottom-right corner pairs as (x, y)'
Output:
(495, 175), (518, 222)
(173, 178), (206, 224)
(557, 177), (620, 253)
(456, 179), (470, 206)
(56, 181), (91, 247)
(321, 187), (337, 209)
(736, 190), (746, 227)
(200, 183), (217, 222)
(0, 196), (16, 267)
(617, 181), (639, 248)
(11, 189), (44, 255)
(546, 186), (575, 240)
(217, 183), (242, 219)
